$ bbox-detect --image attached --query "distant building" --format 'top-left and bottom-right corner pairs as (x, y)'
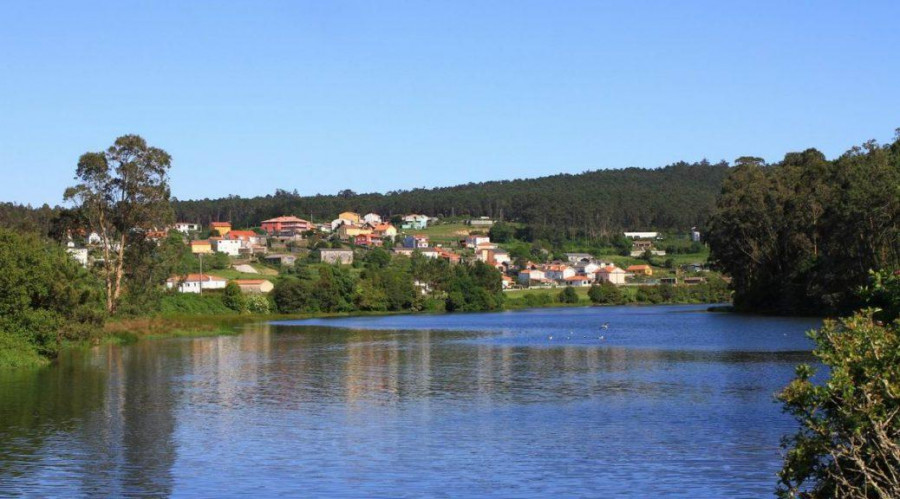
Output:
(465, 235), (490, 248)
(564, 253), (593, 263)
(337, 224), (372, 240)
(210, 222), (232, 236)
(403, 235), (429, 249)
(212, 238), (241, 256)
(518, 269), (546, 284)
(263, 254), (297, 266)
(67, 246), (89, 267)
(338, 212), (361, 224)
(174, 222), (200, 234)
(233, 279), (274, 294)
(373, 223), (398, 240)
(543, 264), (575, 281)
(191, 240), (213, 254)
(691, 227), (701, 242)
(320, 248), (354, 265)
(401, 214), (429, 230)
(363, 213), (383, 226)
(468, 217), (495, 227)
(624, 231), (658, 239)
(683, 277), (707, 285)
(564, 276), (592, 287)
(595, 265), (627, 285)
(354, 234), (383, 247)
(166, 273), (227, 293)
(261, 216), (312, 236)
(626, 264), (653, 276)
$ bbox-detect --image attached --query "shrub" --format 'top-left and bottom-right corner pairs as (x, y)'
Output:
(558, 286), (579, 304)
(778, 311), (900, 498)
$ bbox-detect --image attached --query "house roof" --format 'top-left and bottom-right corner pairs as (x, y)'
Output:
(565, 276), (590, 281)
(226, 230), (257, 239)
(210, 222), (231, 227)
(262, 216), (309, 224)
(167, 273), (226, 283)
(233, 279), (269, 285)
(373, 223), (395, 231)
(191, 240), (211, 246)
(597, 265), (624, 273)
(627, 265), (651, 271)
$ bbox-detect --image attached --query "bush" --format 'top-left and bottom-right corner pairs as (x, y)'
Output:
(245, 294), (270, 314)
(159, 293), (234, 315)
(588, 282), (624, 304)
(558, 286), (579, 304)
(778, 311), (900, 498)
(222, 282), (246, 312)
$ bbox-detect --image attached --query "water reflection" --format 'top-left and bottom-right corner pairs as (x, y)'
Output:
(0, 306), (820, 497)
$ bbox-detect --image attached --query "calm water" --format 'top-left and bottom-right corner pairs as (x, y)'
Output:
(0, 305), (820, 497)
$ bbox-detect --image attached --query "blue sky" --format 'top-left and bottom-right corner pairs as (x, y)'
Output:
(1, 1), (898, 206)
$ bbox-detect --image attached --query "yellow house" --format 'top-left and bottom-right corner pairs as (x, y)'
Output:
(626, 264), (653, 276)
(338, 211), (361, 224)
(210, 221), (231, 236)
(373, 223), (398, 239)
(191, 240), (213, 254)
(337, 224), (372, 240)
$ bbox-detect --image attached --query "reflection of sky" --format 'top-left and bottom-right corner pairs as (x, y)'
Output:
(1, 307), (823, 497)
(274, 304), (821, 352)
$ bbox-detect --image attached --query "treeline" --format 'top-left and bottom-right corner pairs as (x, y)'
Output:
(707, 135), (900, 315)
(273, 249), (504, 314)
(171, 161), (730, 238)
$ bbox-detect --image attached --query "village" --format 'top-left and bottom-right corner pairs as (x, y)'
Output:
(66, 211), (713, 297)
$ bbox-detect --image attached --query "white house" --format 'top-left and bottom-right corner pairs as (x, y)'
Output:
(212, 238), (242, 256)
(465, 235), (490, 248)
(363, 213), (383, 226)
(624, 232), (659, 239)
(691, 228), (701, 242)
(544, 264), (575, 281)
(67, 246), (89, 267)
(564, 276), (592, 287)
(174, 222), (201, 234)
(575, 261), (601, 276)
(518, 269), (546, 284)
(595, 265), (627, 285)
(166, 274), (227, 293)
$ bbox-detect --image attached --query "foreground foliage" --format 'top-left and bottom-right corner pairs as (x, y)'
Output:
(0, 230), (105, 363)
(778, 311), (900, 498)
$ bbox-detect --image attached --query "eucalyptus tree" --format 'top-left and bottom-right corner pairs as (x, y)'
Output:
(64, 135), (173, 314)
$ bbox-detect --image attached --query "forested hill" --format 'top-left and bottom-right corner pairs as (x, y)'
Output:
(173, 161), (731, 237)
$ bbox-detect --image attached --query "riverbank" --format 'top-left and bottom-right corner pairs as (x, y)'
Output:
(1, 289), (732, 369)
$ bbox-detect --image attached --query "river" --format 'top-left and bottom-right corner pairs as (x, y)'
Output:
(0, 305), (820, 497)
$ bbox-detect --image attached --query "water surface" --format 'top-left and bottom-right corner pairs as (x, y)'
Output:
(0, 305), (820, 497)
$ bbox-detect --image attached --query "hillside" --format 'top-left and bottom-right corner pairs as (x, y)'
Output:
(173, 161), (731, 238)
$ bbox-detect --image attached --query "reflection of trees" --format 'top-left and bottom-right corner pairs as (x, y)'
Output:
(0, 341), (182, 496)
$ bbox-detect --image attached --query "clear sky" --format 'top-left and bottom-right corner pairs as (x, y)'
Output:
(1, 1), (898, 206)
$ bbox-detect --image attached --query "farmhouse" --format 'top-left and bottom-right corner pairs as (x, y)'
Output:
(166, 273), (227, 293)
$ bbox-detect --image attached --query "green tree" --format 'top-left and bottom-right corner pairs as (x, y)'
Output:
(0, 229), (105, 362)
(272, 278), (314, 313)
(222, 282), (246, 312)
(64, 135), (174, 314)
(778, 311), (900, 498)
(558, 286), (579, 304)
(588, 282), (623, 304)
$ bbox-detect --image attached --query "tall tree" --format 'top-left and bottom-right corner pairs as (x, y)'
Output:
(64, 135), (173, 314)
